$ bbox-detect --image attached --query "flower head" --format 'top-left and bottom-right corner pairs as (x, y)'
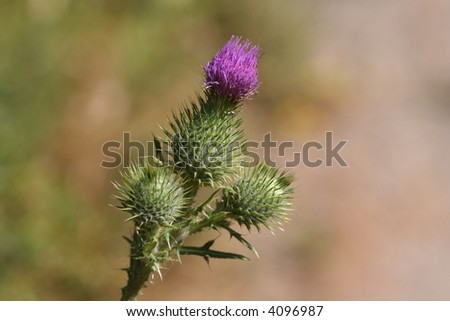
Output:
(115, 164), (188, 225)
(204, 36), (261, 101)
(218, 164), (294, 230)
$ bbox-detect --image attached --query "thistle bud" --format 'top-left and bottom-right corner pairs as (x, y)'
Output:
(218, 164), (294, 230)
(165, 95), (243, 187)
(115, 164), (187, 225)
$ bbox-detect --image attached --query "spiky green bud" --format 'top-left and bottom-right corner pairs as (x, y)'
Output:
(218, 164), (294, 230)
(164, 94), (244, 187)
(115, 164), (188, 225)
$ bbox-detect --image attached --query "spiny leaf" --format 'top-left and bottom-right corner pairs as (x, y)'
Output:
(218, 222), (259, 257)
(179, 240), (249, 261)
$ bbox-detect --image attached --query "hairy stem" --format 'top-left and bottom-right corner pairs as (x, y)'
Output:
(121, 260), (152, 301)
(120, 206), (228, 300)
(121, 230), (152, 301)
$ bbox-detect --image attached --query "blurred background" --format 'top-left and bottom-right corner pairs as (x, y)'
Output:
(1, 0), (450, 300)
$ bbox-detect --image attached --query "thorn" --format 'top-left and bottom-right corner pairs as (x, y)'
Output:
(122, 236), (132, 244)
(156, 267), (163, 280)
(204, 256), (210, 267)
(124, 214), (141, 222)
(203, 239), (215, 250)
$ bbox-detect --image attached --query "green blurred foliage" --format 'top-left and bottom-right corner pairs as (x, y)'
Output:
(0, 0), (331, 300)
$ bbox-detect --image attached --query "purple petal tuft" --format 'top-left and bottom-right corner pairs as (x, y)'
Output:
(204, 36), (261, 101)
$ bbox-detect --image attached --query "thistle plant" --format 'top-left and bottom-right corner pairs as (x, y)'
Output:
(114, 36), (294, 301)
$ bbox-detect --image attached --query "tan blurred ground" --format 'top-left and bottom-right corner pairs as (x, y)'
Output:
(143, 0), (450, 300)
(0, 0), (449, 300)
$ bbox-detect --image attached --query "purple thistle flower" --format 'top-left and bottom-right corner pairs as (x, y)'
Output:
(204, 36), (261, 101)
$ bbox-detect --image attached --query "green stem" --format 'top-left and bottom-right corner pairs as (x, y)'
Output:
(177, 210), (228, 241)
(120, 208), (228, 300)
(120, 260), (152, 301)
(121, 230), (152, 301)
